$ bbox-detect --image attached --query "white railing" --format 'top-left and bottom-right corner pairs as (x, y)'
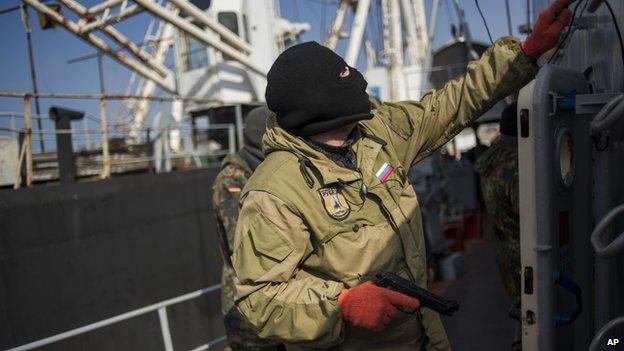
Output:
(0, 91), (241, 188)
(5, 284), (225, 351)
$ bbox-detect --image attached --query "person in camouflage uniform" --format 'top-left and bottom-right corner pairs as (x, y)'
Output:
(474, 102), (521, 350)
(212, 106), (283, 351)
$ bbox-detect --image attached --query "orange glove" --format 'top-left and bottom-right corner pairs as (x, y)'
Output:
(338, 281), (420, 331)
(521, 0), (573, 60)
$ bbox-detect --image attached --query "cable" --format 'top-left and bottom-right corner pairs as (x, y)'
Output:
(603, 0), (624, 70)
(548, 0), (623, 69)
(504, 0), (513, 36)
(0, 4), (20, 15)
(548, 0), (584, 63)
(474, 0), (493, 44)
(320, 0), (327, 43)
(526, 0), (532, 31)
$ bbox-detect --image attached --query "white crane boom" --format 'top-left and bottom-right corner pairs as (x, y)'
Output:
(345, 0), (370, 66)
(326, 0), (349, 50)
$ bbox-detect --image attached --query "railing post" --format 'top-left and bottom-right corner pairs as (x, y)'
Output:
(83, 117), (91, 149)
(228, 124), (236, 155)
(100, 98), (111, 179)
(11, 112), (24, 190)
(13, 133), (27, 190)
(10, 113), (16, 139)
(234, 104), (243, 150)
(157, 307), (174, 351)
(164, 126), (171, 172)
(24, 95), (33, 186)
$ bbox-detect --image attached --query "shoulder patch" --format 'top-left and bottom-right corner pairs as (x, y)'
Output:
(318, 187), (351, 221)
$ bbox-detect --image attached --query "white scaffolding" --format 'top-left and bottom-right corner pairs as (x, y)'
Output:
(22, 0), (268, 96)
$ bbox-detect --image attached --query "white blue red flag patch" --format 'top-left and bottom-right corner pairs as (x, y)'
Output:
(375, 162), (394, 183)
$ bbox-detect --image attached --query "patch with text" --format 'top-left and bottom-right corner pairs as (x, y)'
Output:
(318, 187), (351, 221)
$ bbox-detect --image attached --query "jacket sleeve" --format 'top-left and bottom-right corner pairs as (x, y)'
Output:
(370, 37), (538, 167)
(231, 190), (345, 348)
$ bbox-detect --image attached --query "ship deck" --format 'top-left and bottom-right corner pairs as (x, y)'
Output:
(442, 220), (517, 350)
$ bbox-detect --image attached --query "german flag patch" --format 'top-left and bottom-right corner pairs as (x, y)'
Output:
(226, 183), (242, 193)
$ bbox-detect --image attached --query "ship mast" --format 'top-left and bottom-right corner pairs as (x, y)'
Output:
(387, 0), (406, 101)
(331, 0), (437, 101)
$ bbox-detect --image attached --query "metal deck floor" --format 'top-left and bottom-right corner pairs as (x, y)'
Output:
(442, 238), (517, 351)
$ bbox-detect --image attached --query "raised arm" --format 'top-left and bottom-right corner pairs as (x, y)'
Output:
(371, 37), (537, 167)
(368, 0), (571, 167)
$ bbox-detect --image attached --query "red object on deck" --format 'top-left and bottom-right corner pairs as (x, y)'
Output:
(443, 210), (483, 252)
(443, 220), (465, 252)
(463, 210), (483, 241)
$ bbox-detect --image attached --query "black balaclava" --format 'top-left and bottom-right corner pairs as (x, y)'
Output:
(238, 106), (268, 170)
(265, 41), (373, 137)
(499, 102), (518, 137)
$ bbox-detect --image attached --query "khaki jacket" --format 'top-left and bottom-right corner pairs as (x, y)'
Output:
(231, 37), (538, 350)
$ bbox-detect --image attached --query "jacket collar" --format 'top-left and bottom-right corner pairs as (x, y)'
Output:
(263, 114), (384, 187)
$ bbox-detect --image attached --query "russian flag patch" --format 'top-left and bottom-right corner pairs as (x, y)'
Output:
(375, 162), (395, 183)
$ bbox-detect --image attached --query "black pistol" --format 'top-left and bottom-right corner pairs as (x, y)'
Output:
(374, 272), (459, 316)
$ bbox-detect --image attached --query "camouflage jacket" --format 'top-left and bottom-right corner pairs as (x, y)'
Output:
(474, 136), (521, 302)
(212, 153), (253, 315)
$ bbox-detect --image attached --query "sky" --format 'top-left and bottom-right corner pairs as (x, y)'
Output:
(0, 0), (535, 152)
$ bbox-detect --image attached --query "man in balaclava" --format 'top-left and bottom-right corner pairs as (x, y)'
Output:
(475, 102), (523, 350)
(212, 106), (283, 351)
(231, 1), (570, 349)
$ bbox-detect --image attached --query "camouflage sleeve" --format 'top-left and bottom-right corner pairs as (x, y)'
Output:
(212, 168), (247, 263)
(369, 37), (538, 167)
(215, 177), (244, 252)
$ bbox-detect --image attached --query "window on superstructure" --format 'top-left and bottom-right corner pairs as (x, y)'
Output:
(242, 14), (250, 44)
(183, 35), (209, 71)
(189, 0), (211, 10)
(218, 12), (239, 36)
(218, 12), (240, 61)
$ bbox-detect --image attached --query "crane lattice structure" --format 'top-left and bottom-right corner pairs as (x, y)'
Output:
(23, 0), (266, 93)
(21, 0), (313, 142)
